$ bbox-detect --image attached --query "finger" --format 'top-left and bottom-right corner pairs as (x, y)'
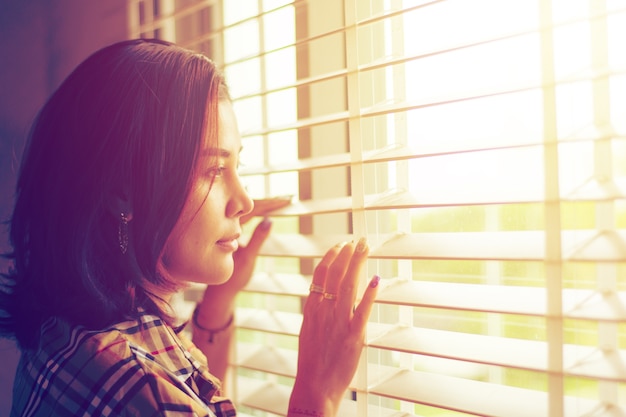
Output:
(338, 237), (369, 313)
(309, 242), (344, 299)
(353, 275), (380, 330)
(323, 241), (357, 297)
(241, 217), (272, 255)
(240, 197), (292, 225)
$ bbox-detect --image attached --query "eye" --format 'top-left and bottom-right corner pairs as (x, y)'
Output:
(207, 165), (226, 178)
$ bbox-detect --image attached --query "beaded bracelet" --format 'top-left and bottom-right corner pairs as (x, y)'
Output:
(192, 307), (234, 343)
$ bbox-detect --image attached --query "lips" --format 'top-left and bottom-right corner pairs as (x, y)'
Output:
(216, 234), (240, 251)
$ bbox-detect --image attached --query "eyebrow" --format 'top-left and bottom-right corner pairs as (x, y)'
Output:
(203, 146), (243, 158)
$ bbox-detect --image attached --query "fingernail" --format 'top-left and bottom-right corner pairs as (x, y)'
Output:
(356, 237), (367, 252)
(355, 237), (368, 253)
(260, 217), (272, 230)
(369, 275), (381, 288)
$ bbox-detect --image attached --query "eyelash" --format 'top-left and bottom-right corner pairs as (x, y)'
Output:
(208, 166), (226, 178)
(207, 159), (243, 179)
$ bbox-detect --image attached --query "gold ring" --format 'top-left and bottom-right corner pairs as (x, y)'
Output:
(309, 284), (324, 294)
(323, 292), (337, 300)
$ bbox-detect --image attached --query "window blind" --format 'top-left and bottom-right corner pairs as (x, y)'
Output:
(129, 0), (626, 416)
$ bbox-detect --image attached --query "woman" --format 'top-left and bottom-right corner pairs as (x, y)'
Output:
(0, 38), (379, 416)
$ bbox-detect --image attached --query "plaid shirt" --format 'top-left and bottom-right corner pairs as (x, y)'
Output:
(11, 311), (237, 417)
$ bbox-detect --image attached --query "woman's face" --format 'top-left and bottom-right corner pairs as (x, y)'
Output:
(161, 101), (254, 285)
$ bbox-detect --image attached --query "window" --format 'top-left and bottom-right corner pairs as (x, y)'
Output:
(129, 0), (626, 415)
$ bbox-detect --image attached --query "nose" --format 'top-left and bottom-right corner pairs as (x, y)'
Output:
(226, 174), (254, 218)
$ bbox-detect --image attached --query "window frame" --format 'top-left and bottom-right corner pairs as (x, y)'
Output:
(128, 1), (626, 415)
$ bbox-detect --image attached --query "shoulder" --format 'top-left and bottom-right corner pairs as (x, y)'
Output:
(12, 318), (157, 416)
(12, 317), (216, 417)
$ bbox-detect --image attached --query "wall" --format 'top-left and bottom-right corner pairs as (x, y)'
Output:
(0, 0), (129, 413)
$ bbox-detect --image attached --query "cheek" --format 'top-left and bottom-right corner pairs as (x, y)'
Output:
(160, 231), (234, 285)
(160, 205), (218, 271)
(158, 182), (233, 282)
(160, 225), (187, 273)
(160, 204), (199, 270)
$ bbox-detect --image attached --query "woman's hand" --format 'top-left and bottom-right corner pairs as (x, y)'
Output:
(288, 238), (380, 417)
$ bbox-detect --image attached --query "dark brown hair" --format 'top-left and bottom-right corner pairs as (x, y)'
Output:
(0, 38), (229, 350)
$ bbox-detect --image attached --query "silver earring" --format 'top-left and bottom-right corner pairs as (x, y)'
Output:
(118, 212), (129, 254)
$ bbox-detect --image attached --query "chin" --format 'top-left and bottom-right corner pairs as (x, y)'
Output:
(209, 261), (235, 285)
(213, 276), (232, 286)
(187, 272), (231, 286)
(176, 261), (234, 286)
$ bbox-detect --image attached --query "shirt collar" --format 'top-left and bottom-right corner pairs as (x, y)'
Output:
(112, 309), (222, 399)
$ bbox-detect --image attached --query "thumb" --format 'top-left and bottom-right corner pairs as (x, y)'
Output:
(243, 217), (272, 255)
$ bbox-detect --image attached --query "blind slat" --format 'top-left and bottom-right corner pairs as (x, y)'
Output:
(372, 231), (626, 262)
(258, 231), (626, 262)
(237, 308), (302, 336)
(367, 367), (605, 417)
(231, 4), (626, 102)
(236, 376), (416, 417)
(368, 323), (626, 381)
(243, 272), (310, 296)
(264, 189), (542, 216)
(235, 343), (298, 377)
(238, 67), (626, 139)
(249, 179), (625, 215)
(240, 152), (350, 175)
(237, 379), (289, 415)
(376, 279), (626, 321)
(234, 307), (626, 380)
(240, 276), (626, 328)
